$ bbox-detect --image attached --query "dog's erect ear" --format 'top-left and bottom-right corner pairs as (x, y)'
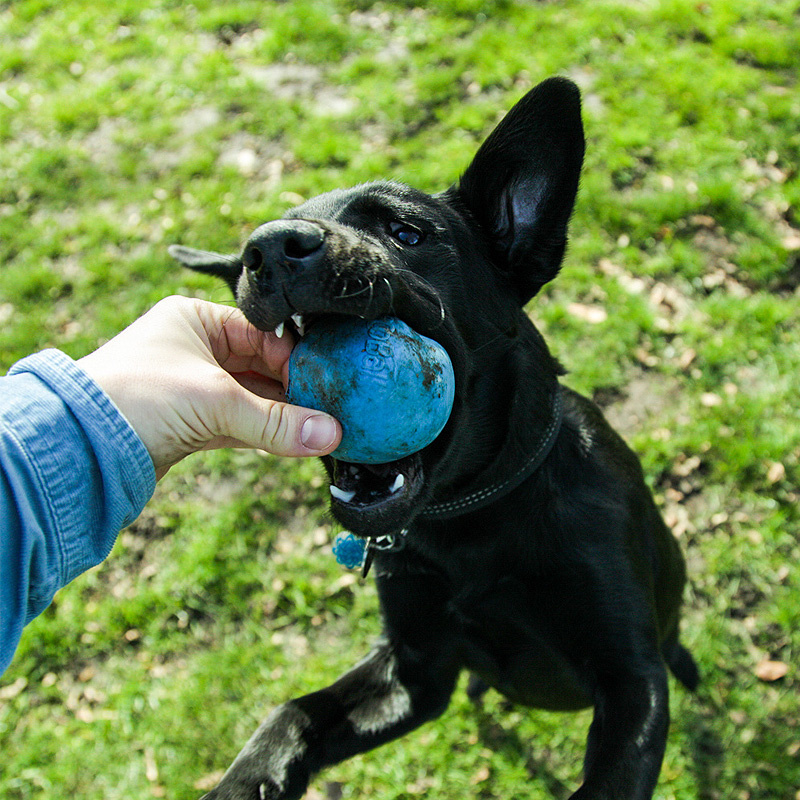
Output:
(454, 76), (584, 303)
(168, 244), (242, 294)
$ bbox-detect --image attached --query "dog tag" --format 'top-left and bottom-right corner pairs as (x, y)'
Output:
(332, 532), (367, 570)
(332, 530), (407, 578)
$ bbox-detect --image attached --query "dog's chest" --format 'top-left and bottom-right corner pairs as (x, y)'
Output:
(445, 575), (593, 711)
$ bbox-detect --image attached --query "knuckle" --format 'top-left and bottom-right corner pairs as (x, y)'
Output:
(261, 401), (294, 450)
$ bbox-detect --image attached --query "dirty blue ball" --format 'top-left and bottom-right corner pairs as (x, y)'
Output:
(286, 316), (455, 464)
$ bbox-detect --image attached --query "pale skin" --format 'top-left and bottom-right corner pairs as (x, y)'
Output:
(78, 295), (342, 479)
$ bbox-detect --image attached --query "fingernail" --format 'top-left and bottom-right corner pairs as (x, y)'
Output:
(301, 415), (338, 452)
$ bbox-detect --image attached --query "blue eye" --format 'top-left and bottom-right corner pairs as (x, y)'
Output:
(389, 222), (424, 246)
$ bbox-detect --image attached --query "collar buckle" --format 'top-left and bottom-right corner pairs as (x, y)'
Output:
(362, 530), (407, 578)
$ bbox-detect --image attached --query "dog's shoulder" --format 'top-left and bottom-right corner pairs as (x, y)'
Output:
(559, 386), (641, 466)
(538, 386), (657, 535)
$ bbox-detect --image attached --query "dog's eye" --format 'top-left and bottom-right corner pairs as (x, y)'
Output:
(389, 222), (424, 247)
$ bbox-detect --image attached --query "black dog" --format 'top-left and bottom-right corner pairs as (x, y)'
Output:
(170, 76), (699, 800)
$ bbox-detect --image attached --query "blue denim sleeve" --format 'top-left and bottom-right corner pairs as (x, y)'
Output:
(1, 350), (156, 674)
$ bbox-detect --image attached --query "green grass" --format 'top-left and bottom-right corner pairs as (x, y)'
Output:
(1, 1), (799, 798)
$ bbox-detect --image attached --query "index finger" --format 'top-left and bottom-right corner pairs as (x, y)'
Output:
(194, 301), (295, 381)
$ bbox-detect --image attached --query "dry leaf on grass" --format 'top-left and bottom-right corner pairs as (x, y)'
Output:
(767, 462), (786, 484)
(754, 659), (789, 682)
(470, 765), (491, 784)
(194, 771), (225, 792)
(567, 302), (608, 324)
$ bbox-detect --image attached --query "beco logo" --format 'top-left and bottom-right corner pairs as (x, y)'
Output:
(360, 320), (395, 383)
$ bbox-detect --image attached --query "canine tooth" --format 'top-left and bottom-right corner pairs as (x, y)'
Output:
(291, 313), (305, 336)
(274, 322), (285, 338)
(390, 474), (405, 494)
(330, 485), (356, 503)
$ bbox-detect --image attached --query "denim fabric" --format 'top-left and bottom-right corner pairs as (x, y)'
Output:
(1, 350), (155, 674)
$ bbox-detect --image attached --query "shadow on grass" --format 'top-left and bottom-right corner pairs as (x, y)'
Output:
(470, 682), (787, 800)
(683, 684), (799, 800)
(474, 708), (572, 800)
(684, 698), (726, 800)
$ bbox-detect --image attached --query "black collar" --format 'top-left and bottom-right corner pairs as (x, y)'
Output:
(357, 384), (564, 578)
(418, 384), (564, 521)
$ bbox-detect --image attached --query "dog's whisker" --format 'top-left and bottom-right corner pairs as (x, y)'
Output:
(247, 323), (264, 353)
(472, 333), (507, 352)
(337, 278), (375, 299)
(382, 276), (393, 310)
(392, 269), (446, 327)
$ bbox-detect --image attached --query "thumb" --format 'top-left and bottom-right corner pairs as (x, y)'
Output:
(221, 391), (342, 457)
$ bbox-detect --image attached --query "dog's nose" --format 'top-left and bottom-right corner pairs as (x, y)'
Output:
(243, 220), (326, 274)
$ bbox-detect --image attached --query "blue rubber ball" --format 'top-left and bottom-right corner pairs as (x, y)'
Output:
(286, 316), (455, 464)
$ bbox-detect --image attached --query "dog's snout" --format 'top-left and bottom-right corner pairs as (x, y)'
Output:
(244, 220), (326, 274)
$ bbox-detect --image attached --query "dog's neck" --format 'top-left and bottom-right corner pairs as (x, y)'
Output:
(420, 384), (563, 520)
(422, 318), (564, 518)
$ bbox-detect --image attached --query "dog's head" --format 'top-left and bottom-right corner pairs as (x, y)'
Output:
(171, 77), (584, 538)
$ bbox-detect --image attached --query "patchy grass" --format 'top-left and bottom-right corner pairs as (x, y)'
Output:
(1, 1), (798, 799)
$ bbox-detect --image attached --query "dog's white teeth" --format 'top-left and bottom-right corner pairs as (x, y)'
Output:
(274, 322), (285, 338)
(390, 474), (405, 494)
(330, 485), (357, 503)
(291, 313), (305, 336)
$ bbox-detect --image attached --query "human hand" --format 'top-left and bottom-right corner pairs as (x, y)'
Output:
(79, 296), (341, 479)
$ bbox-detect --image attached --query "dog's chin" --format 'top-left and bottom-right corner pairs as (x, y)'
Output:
(325, 453), (425, 537)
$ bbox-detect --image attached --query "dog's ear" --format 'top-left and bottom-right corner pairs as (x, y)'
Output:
(453, 76), (584, 303)
(168, 244), (242, 294)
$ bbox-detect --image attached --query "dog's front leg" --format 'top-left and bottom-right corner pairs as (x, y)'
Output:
(573, 664), (670, 800)
(200, 638), (459, 800)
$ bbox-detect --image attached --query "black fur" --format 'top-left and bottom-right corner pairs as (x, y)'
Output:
(171, 76), (698, 800)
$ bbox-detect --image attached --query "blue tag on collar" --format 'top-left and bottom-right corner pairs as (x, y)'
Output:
(332, 532), (367, 570)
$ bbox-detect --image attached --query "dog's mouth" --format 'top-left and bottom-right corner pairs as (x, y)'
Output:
(326, 453), (424, 530)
